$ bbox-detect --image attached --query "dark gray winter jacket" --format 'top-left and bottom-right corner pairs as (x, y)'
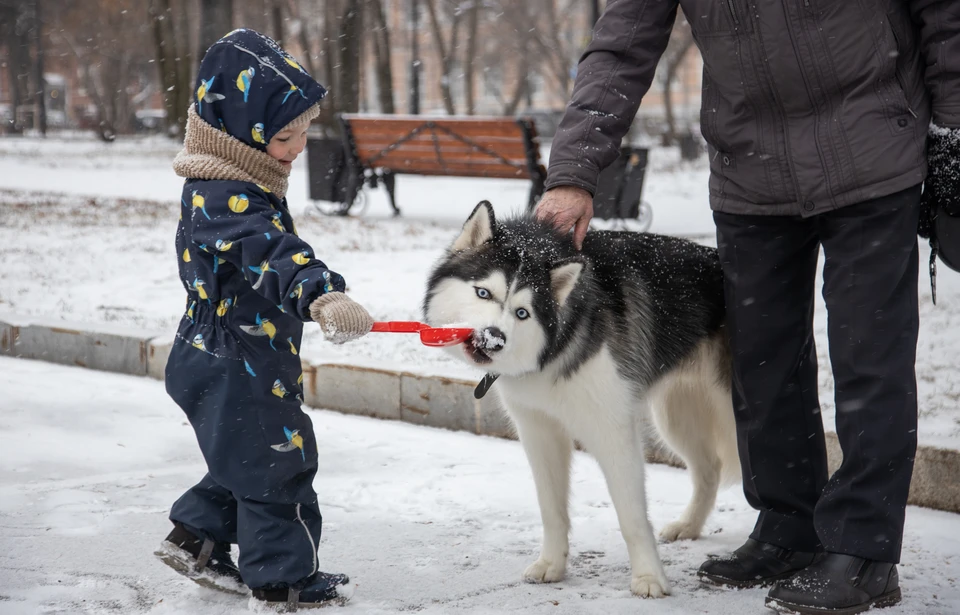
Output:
(545, 0), (960, 216)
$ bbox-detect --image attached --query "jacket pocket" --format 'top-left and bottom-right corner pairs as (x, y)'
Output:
(689, 0), (754, 37)
(887, 14), (918, 120)
(872, 10), (918, 138)
(699, 73), (723, 151)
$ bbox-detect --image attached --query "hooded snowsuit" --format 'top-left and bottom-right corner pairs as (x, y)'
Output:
(165, 28), (343, 590)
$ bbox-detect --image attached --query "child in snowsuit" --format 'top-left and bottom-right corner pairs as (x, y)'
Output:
(155, 28), (373, 609)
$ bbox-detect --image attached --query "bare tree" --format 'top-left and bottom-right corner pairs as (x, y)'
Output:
(199, 0), (234, 60)
(149, 0), (193, 138)
(462, 0), (480, 114)
(233, 0), (271, 34)
(529, 0), (582, 103)
(502, 55), (531, 116)
(268, 0), (284, 45)
(335, 0), (363, 114)
(368, 0), (395, 114)
(31, 0), (46, 135)
(320, 0), (339, 92)
(424, 0), (462, 115)
(491, 1), (538, 116)
(0, 1), (34, 133)
(48, 0), (154, 140)
(308, 0), (342, 133)
(284, 0), (316, 76)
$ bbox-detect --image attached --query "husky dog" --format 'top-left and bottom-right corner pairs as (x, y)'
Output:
(423, 202), (740, 598)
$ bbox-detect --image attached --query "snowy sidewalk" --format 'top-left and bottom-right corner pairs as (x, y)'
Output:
(1, 356), (958, 614)
(4, 135), (958, 449)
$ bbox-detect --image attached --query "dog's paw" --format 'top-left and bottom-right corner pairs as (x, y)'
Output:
(659, 520), (701, 542)
(630, 573), (671, 598)
(523, 557), (566, 584)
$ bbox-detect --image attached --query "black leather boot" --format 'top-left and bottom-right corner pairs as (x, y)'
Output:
(765, 553), (901, 614)
(698, 538), (820, 588)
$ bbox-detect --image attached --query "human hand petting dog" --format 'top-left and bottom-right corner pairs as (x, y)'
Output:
(534, 186), (594, 250)
(309, 292), (374, 344)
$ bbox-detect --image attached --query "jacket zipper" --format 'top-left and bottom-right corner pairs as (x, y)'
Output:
(726, 1), (741, 27)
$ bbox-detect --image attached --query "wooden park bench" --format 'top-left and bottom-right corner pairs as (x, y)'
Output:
(307, 114), (547, 216)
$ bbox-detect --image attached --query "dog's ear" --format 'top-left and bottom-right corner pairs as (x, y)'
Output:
(550, 258), (584, 307)
(451, 201), (496, 252)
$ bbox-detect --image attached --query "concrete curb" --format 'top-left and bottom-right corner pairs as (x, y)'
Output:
(2, 312), (958, 516)
(0, 314), (164, 376)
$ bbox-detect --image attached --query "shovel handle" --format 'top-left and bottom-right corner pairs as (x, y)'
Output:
(371, 321), (428, 333)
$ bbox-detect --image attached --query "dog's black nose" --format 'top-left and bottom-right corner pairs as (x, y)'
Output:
(477, 327), (506, 351)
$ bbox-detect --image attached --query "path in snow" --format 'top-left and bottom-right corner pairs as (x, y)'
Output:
(0, 356), (958, 614)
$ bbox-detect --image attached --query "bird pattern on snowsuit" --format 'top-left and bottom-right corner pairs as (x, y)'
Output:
(166, 28), (341, 589)
(173, 26), (337, 392)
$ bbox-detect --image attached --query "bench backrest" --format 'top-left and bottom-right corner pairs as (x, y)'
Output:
(338, 114), (544, 180)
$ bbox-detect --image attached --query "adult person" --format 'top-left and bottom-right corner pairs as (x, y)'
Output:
(535, 2), (959, 613)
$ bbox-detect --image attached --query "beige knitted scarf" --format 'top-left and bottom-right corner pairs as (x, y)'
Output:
(173, 105), (304, 199)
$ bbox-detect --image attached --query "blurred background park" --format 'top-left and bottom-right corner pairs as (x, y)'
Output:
(0, 0), (704, 146)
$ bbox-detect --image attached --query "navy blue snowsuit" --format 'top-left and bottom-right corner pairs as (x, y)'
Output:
(164, 29), (345, 590)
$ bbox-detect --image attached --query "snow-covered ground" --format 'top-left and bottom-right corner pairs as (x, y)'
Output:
(1, 134), (958, 450)
(0, 133), (712, 235)
(1, 356), (958, 615)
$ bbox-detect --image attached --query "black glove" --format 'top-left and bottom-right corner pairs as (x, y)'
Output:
(919, 124), (960, 238)
(919, 124), (960, 304)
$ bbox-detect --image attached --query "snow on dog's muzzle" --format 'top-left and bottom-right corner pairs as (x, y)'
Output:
(476, 327), (506, 352)
(464, 327), (505, 365)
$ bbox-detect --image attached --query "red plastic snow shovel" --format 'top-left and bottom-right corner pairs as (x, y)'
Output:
(371, 321), (473, 347)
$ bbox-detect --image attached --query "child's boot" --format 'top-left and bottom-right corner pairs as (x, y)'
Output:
(154, 522), (246, 595)
(250, 571), (353, 610)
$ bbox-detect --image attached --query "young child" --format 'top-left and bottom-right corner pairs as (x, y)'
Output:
(155, 29), (373, 609)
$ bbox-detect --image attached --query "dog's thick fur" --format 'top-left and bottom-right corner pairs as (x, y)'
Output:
(423, 202), (740, 598)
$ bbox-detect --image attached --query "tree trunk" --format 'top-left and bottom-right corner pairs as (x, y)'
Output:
(312, 0), (340, 135)
(8, 6), (32, 132)
(32, 0), (47, 135)
(424, 0), (460, 115)
(174, 0), (195, 111)
(538, 0), (573, 102)
(285, 0), (315, 76)
(368, 0), (394, 114)
(335, 0), (363, 114)
(408, 0), (420, 114)
(463, 0), (479, 115)
(321, 0), (338, 91)
(503, 54), (529, 116)
(113, 50), (134, 134)
(149, 0), (176, 137)
(269, 0), (285, 45)
(149, 0), (191, 138)
(80, 54), (115, 141)
(199, 0), (233, 60)
(0, 10), (18, 131)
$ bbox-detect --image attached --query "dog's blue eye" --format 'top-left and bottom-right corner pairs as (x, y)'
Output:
(475, 287), (491, 299)
(516, 308), (529, 320)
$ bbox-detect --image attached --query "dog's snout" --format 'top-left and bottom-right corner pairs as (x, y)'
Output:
(478, 327), (506, 351)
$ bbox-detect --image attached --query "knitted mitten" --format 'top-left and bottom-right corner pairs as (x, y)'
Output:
(309, 292), (374, 344)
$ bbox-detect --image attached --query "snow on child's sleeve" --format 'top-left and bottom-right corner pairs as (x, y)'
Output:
(189, 184), (346, 319)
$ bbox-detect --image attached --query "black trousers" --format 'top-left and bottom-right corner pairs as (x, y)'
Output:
(714, 185), (921, 564)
